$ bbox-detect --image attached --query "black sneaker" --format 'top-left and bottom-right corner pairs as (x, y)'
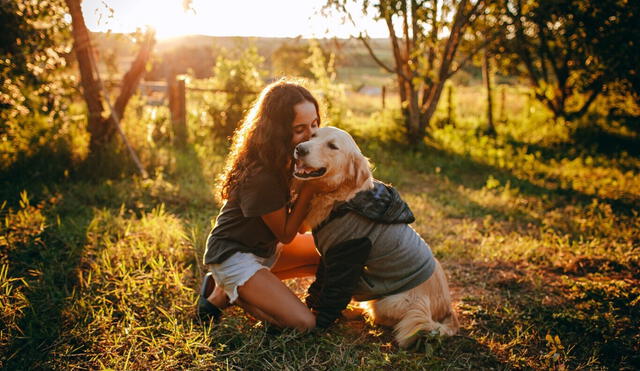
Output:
(197, 272), (222, 323)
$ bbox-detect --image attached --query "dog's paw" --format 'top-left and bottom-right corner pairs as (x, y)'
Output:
(341, 306), (365, 321)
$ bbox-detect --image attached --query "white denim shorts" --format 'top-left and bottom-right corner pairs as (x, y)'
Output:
(208, 246), (282, 304)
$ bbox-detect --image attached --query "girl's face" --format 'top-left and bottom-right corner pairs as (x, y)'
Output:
(291, 100), (319, 147)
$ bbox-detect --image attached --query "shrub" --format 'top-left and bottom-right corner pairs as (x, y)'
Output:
(206, 44), (265, 139)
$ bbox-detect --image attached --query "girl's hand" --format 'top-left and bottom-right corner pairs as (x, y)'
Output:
(291, 178), (304, 195)
(299, 181), (322, 196)
(298, 222), (311, 234)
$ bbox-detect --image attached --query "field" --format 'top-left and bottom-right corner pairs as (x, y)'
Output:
(1, 79), (639, 370)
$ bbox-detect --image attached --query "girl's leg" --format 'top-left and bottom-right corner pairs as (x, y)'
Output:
(235, 297), (283, 327)
(209, 233), (318, 306)
(236, 268), (316, 331)
(271, 233), (320, 280)
(207, 285), (229, 308)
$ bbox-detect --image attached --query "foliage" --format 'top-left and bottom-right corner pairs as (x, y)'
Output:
(325, 0), (495, 144)
(306, 39), (347, 126)
(496, 0), (640, 121)
(0, 0), (78, 171)
(271, 40), (314, 78)
(206, 44), (266, 139)
(577, 0), (640, 100)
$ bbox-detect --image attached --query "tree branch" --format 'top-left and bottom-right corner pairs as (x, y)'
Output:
(112, 30), (156, 122)
(357, 33), (409, 80)
(438, 0), (470, 80)
(380, 1), (412, 83)
(510, 0), (542, 89)
(446, 30), (500, 79)
(402, 0), (411, 62)
(567, 77), (603, 120)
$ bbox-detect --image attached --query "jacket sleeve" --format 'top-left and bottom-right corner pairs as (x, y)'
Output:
(305, 258), (325, 311)
(313, 237), (372, 328)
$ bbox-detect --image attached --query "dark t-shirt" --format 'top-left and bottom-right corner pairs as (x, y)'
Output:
(203, 166), (289, 265)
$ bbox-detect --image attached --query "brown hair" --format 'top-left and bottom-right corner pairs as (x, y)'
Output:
(218, 78), (320, 201)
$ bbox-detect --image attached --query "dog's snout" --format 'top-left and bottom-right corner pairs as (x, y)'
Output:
(295, 144), (309, 157)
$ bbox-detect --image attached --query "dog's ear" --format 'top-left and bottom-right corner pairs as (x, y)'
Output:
(348, 151), (372, 189)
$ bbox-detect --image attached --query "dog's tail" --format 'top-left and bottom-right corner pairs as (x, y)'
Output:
(393, 296), (459, 349)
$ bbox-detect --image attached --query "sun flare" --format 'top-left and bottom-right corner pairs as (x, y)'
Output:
(119, 0), (198, 40)
(81, 0), (389, 39)
(141, 2), (195, 40)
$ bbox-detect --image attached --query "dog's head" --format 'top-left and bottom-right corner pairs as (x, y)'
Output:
(293, 126), (372, 192)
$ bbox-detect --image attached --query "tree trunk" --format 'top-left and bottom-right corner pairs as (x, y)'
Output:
(111, 32), (155, 124)
(406, 81), (422, 145)
(103, 31), (155, 141)
(65, 0), (106, 151)
(361, 0), (486, 145)
(420, 79), (447, 136)
(65, 0), (155, 152)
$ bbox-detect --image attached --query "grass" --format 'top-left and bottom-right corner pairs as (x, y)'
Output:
(1, 84), (639, 369)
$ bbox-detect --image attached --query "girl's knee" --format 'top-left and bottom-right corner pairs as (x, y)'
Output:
(286, 311), (316, 331)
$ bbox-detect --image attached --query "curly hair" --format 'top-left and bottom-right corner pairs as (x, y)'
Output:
(218, 79), (320, 201)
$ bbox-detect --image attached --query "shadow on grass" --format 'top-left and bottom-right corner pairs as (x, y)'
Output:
(168, 142), (215, 284)
(0, 141), (213, 368)
(430, 333), (509, 369)
(0, 140), (141, 208)
(2, 191), (94, 369)
(373, 141), (638, 216)
(506, 122), (640, 172)
(449, 260), (640, 369)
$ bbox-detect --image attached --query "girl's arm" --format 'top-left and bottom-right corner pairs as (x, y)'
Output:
(261, 183), (316, 244)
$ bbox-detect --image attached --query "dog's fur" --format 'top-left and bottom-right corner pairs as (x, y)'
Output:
(294, 126), (458, 348)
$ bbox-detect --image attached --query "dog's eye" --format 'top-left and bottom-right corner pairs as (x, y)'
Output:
(328, 142), (338, 150)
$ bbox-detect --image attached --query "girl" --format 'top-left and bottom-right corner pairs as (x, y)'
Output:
(198, 79), (321, 330)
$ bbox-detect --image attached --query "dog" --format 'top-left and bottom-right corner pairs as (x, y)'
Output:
(293, 126), (458, 348)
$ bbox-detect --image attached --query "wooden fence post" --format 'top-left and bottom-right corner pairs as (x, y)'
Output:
(168, 74), (187, 147)
(447, 83), (455, 127)
(483, 48), (496, 136)
(499, 85), (506, 123)
(382, 85), (386, 109)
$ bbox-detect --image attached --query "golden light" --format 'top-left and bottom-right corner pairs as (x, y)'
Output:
(81, 0), (389, 39)
(136, 1), (195, 40)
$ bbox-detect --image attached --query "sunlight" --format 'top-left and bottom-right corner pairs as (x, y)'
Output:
(139, 1), (195, 40)
(81, 0), (198, 40)
(81, 0), (389, 39)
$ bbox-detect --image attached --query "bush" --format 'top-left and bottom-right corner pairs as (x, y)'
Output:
(306, 39), (346, 126)
(206, 44), (265, 139)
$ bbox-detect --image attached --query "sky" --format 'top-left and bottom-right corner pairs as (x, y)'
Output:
(81, 0), (390, 40)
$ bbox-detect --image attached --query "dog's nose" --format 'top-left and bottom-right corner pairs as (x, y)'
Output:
(295, 144), (308, 157)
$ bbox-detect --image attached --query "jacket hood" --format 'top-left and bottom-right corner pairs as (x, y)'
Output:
(335, 180), (415, 224)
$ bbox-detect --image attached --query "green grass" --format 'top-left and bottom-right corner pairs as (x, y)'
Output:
(1, 84), (638, 369)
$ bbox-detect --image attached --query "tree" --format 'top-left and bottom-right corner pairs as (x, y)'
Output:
(1, 0), (69, 121)
(0, 0), (73, 168)
(497, 0), (639, 121)
(272, 40), (314, 78)
(64, 0), (155, 152)
(577, 0), (640, 101)
(326, 0), (496, 144)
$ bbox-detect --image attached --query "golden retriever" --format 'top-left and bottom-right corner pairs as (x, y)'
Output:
(294, 126), (458, 348)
